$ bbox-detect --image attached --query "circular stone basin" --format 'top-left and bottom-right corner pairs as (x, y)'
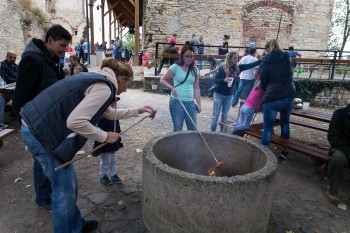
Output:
(142, 132), (277, 233)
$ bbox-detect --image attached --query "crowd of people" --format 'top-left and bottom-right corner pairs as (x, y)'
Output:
(0, 24), (349, 233)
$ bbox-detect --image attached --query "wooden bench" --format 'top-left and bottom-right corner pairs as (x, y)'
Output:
(219, 120), (329, 162)
(288, 119), (329, 132)
(0, 128), (15, 148)
(244, 127), (329, 162)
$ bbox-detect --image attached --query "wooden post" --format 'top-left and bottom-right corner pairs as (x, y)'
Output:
(101, 0), (105, 48)
(109, 11), (112, 44)
(113, 17), (116, 40)
(134, 0), (140, 66)
(89, 0), (95, 54)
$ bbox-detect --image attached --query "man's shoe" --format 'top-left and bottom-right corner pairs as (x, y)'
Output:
(81, 220), (98, 233)
(100, 175), (112, 186)
(37, 199), (52, 211)
(0, 122), (8, 129)
(325, 187), (341, 204)
(111, 174), (122, 184)
(279, 150), (288, 160)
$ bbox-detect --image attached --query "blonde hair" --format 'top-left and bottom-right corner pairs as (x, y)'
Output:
(223, 52), (239, 74)
(101, 58), (134, 80)
(63, 67), (70, 76)
(265, 39), (281, 52)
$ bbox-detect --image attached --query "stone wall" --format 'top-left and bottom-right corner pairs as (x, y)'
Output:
(0, 0), (85, 60)
(143, 0), (334, 57)
(313, 86), (350, 107)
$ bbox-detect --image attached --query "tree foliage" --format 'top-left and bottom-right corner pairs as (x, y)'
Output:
(328, 0), (350, 59)
(122, 33), (142, 53)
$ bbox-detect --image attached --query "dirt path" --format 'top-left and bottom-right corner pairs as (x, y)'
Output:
(0, 89), (349, 233)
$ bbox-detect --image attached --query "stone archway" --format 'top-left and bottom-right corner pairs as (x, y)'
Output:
(242, 0), (295, 47)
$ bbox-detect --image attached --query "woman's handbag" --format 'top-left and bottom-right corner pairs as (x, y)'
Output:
(163, 67), (191, 94)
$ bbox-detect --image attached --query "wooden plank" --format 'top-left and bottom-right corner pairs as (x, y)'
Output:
(288, 119), (329, 132)
(244, 128), (329, 162)
(0, 128), (15, 140)
(291, 109), (332, 123)
(292, 58), (350, 65)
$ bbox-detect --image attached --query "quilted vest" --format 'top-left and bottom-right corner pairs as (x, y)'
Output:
(20, 72), (116, 164)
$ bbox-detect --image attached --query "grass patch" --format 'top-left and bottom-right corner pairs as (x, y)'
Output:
(17, 0), (32, 9)
(31, 7), (47, 25)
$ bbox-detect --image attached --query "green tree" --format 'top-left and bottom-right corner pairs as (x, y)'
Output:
(122, 33), (142, 53)
(328, 0), (350, 59)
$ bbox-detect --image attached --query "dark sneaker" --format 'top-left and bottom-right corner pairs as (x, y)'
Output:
(0, 122), (8, 129)
(100, 175), (112, 186)
(37, 199), (52, 211)
(325, 187), (341, 204)
(279, 150), (288, 160)
(111, 174), (122, 184)
(81, 220), (98, 233)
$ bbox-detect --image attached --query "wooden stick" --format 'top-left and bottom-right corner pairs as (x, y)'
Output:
(55, 115), (150, 171)
(176, 97), (219, 164)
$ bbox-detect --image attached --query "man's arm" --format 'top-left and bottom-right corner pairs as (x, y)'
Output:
(13, 57), (42, 116)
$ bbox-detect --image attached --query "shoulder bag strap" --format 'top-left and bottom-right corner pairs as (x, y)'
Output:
(174, 66), (192, 88)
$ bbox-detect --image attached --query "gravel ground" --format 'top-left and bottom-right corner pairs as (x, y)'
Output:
(0, 82), (349, 233)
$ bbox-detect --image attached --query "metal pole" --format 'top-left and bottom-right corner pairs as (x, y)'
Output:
(154, 42), (159, 75)
(276, 11), (283, 39)
(330, 51), (338, 80)
(85, 0), (90, 64)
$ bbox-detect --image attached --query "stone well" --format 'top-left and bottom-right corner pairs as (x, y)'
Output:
(142, 132), (277, 233)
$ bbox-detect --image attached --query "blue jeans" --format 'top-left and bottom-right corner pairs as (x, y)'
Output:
(232, 104), (255, 131)
(261, 98), (294, 147)
(33, 157), (52, 204)
(100, 152), (117, 177)
(169, 97), (197, 132)
(0, 95), (5, 123)
(210, 92), (232, 132)
(231, 79), (255, 107)
(21, 124), (85, 233)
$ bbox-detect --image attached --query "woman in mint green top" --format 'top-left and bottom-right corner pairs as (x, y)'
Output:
(160, 45), (201, 131)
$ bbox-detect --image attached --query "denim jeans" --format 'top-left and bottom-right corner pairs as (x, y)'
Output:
(100, 152), (117, 177)
(210, 92), (232, 132)
(21, 124), (85, 233)
(33, 156), (52, 204)
(232, 104), (255, 131)
(0, 95), (5, 123)
(261, 97), (294, 147)
(231, 79), (255, 107)
(169, 97), (197, 132)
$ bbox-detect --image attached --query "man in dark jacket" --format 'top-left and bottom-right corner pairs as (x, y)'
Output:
(156, 41), (178, 75)
(12, 24), (85, 226)
(325, 104), (350, 204)
(0, 51), (18, 84)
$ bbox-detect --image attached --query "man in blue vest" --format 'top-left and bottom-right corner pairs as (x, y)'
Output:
(13, 25), (72, 214)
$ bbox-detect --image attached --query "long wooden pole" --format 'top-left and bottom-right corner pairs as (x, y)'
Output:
(134, 0), (140, 65)
(55, 115), (150, 171)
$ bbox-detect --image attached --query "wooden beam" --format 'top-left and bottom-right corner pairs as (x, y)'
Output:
(128, 0), (135, 6)
(109, 10), (112, 42)
(134, 0), (140, 65)
(119, 1), (134, 15)
(104, 1), (119, 16)
(89, 0), (95, 53)
(101, 0), (105, 47)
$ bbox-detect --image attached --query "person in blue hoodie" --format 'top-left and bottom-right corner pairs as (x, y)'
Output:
(93, 117), (123, 185)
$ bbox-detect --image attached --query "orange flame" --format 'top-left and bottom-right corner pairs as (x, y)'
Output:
(208, 169), (217, 177)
